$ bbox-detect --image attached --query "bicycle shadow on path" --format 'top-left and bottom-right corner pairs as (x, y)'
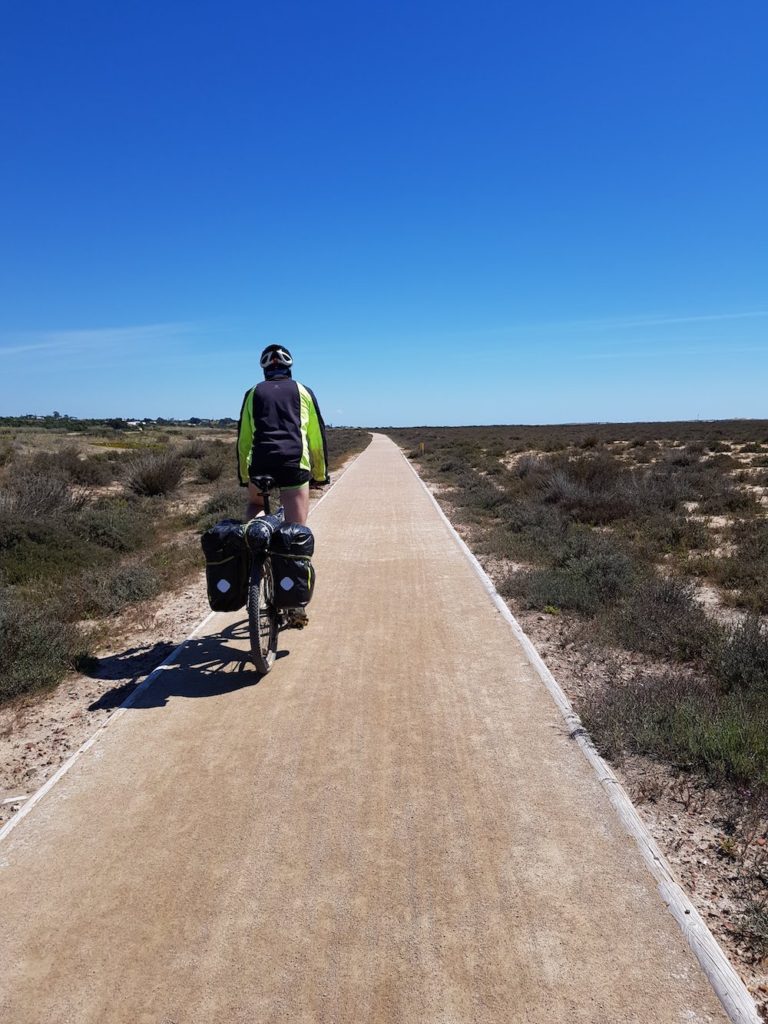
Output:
(87, 621), (290, 712)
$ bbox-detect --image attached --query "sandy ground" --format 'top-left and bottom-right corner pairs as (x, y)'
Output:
(0, 435), (733, 1023)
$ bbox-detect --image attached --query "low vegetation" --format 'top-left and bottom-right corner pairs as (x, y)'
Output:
(0, 421), (370, 704)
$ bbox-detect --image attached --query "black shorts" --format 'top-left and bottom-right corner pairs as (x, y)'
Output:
(249, 466), (310, 490)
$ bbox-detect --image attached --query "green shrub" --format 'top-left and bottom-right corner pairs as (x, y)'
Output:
(477, 502), (567, 562)
(626, 511), (710, 561)
(712, 616), (768, 694)
(699, 486), (761, 516)
(581, 670), (768, 785)
(710, 519), (768, 612)
(0, 515), (111, 585)
(447, 467), (506, 512)
(125, 450), (184, 496)
(0, 589), (89, 701)
(503, 532), (635, 614)
(534, 453), (668, 524)
(69, 562), (160, 618)
(196, 486), (244, 532)
(74, 498), (152, 552)
(606, 576), (716, 662)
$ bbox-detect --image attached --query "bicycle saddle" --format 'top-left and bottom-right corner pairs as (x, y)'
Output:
(250, 475), (276, 493)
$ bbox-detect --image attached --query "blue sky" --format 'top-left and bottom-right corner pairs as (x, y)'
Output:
(1, 0), (766, 426)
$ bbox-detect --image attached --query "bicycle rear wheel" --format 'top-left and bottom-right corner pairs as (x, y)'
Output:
(247, 557), (279, 674)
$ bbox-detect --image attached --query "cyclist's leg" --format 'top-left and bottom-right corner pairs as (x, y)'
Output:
(278, 476), (311, 626)
(280, 483), (309, 525)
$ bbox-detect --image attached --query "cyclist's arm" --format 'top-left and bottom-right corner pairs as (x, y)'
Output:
(304, 386), (329, 483)
(236, 387), (255, 486)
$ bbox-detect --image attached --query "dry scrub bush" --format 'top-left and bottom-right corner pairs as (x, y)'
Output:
(0, 467), (88, 519)
(198, 453), (226, 482)
(125, 450), (184, 496)
(181, 439), (208, 460)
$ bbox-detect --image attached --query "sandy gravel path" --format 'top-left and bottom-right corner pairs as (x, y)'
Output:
(0, 435), (729, 1023)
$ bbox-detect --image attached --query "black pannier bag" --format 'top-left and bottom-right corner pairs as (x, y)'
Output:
(269, 523), (316, 609)
(201, 519), (249, 612)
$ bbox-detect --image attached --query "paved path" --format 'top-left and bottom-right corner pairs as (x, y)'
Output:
(0, 435), (728, 1023)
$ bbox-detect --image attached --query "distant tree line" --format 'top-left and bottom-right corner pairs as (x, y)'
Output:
(0, 414), (238, 431)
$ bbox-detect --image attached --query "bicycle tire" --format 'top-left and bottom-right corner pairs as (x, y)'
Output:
(247, 557), (279, 674)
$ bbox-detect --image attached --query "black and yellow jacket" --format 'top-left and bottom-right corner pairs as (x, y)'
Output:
(237, 378), (328, 485)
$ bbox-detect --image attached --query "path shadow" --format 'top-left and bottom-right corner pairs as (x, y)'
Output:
(88, 621), (290, 711)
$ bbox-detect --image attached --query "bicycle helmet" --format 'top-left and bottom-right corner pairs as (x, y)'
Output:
(260, 344), (293, 370)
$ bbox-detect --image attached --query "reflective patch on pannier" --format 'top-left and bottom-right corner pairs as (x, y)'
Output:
(201, 519), (249, 612)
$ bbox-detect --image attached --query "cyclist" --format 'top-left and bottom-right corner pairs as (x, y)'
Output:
(237, 344), (329, 526)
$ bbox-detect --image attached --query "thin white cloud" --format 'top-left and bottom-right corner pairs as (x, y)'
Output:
(0, 322), (198, 357)
(567, 309), (768, 332)
(577, 342), (768, 361)
(395, 308), (768, 348)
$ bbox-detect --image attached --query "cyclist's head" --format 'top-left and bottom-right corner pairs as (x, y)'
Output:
(260, 344), (293, 379)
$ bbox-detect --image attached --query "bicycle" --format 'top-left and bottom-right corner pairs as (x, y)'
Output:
(246, 475), (284, 674)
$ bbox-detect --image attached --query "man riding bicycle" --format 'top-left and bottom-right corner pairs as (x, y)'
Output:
(237, 344), (329, 526)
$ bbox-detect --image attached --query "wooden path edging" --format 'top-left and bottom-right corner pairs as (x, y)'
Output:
(402, 448), (760, 1024)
